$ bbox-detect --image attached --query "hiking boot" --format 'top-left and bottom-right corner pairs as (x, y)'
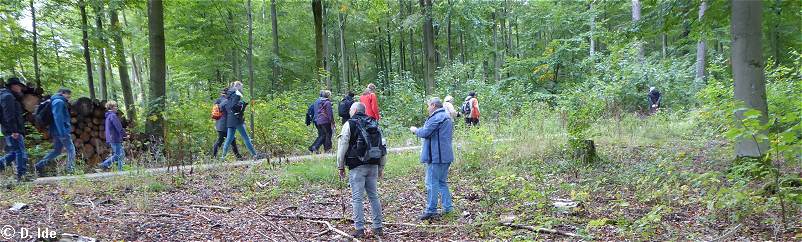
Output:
(351, 229), (365, 238)
(418, 213), (440, 221)
(94, 164), (110, 173)
(372, 227), (383, 237)
(15, 174), (34, 183)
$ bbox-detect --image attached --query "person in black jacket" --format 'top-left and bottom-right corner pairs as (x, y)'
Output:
(220, 81), (263, 160)
(647, 87), (662, 114)
(338, 91), (355, 125)
(0, 78), (31, 181)
(212, 88), (241, 159)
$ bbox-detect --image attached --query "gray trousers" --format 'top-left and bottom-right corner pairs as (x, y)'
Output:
(349, 164), (383, 230)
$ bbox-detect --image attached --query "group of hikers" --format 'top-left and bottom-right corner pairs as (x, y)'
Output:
(0, 77), (127, 182)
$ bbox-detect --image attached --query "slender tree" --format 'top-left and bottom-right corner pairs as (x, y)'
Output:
(589, 1), (595, 57)
(631, 0), (645, 62)
(79, 0), (96, 98)
(312, 0), (326, 87)
(731, 0), (768, 158)
(109, 6), (137, 123)
(446, 0), (453, 64)
(337, 10), (349, 92)
(30, 0), (41, 87)
(146, 0), (166, 140)
(397, 0), (405, 73)
(247, 0), (255, 137)
(420, 0), (435, 94)
(695, 0), (708, 81)
(94, 3), (109, 100)
(270, 0), (279, 91)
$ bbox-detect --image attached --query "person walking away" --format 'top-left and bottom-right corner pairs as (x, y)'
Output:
(338, 91), (355, 125)
(312, 90), (335, 153)
(647, 87), (662, 114)
(461, 92), (480, 126)
(98, 101), (127, 171)
(443, 95), (459, 120)
(409, 97), (455, 220)
(359, 83), (381, 121)
(337, 102), (387, 238)
(220, 81), (262, 160)
(0, 78), (31, 181)
(212, 88), (242, 159)
(306, 91), (324, 153)
(36, 89), (76, 175)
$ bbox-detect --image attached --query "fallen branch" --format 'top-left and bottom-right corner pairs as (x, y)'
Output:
(500, 223), (581, 238)
(122, 212), (184, 218)
(265, 213), (463, 228)
(190, 205), (233, 212)
(710, 223), (742, 242)
(309, 219), (360, 242)
(252, 211), (298, 241)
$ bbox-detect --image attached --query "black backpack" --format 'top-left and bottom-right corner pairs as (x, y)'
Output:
(461, 98), (472, 115)
(34, 99), (53, 128)
(347, 116), (386, 167)
(338, 97), (353, 118)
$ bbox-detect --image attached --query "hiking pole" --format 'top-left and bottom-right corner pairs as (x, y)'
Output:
(339, 167), (347, 218)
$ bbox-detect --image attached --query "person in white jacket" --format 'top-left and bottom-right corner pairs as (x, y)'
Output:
(442, 95), (459, 120)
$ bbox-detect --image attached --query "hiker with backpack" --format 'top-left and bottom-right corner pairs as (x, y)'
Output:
(35, 88), (76, 175)
(409, 97), (455, 220)
(338, 91), (355, 125)
(220, 81), (262, 160)
(311, 90), (335, 153)
(462, 92), (480, 126)
(0, 78), (32, 181)
(337, 102), (387, 238)
(97, 101), (126, 172)
(359, 83), (381, 121)
(647, 87), (662, 114)
(212, 88), (242, 159)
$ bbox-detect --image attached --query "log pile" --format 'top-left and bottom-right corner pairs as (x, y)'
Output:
(20, 90), (129, 167)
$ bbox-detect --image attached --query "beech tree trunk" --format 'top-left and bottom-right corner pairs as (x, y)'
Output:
(492, 11), (500, 82)
(397, 0), (405, 73)
(420, 0), (435, 95)
(79, 0), (96, 99)
(94, 4), (109, 100)
(270, 0), (280, 91)
(338, 12), (349, 92)
(109, 8), (137, 123)
(446, 0), (453, 64)
(631, 0), (645, 63)
(147, 0), (166, 140)
(30, 0), (41, 87)
(731, 0), (769, 158)
(322, 1), (331, 88)
(695, 0), (708, 81)
(589, 2), (595, 57)
(247, 0), (255, 137)
(312, 0), (325, 86)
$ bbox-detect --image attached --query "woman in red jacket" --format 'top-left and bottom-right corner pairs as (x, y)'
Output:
(360, 83), (381, 121)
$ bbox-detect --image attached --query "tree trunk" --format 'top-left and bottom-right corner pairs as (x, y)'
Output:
(313, 0), (325, 86)
(247, 0), (255, 137)
(398, 0), (405, 73)
(49, 22), (63, 86)
(631, 0), (644, 63)
(322, 1), (331, 88)
(105, 51), (116, 100)
(147, 0), (166, 140)
(420, 0), (435, 95)
(446, 0), (453, 64)
(386, 18), (392, 77)
(459, 29), (465, 64)
(770, 0), (782, 65)
(731, 0), (768, 158)
(94, 3), (108, 100)
(79, 0), (96, 99)
(270, 0), (280, 91)
(109, 8), (137, 123)
(408, 1), (416, 80)
(30, 0), (41, 87)
(338, 12), (349, 92)
(589, 2), (595, 57)
(353, 42), (361, 82)
(492, 11), (500, 82)
(695, 0), (708, 81)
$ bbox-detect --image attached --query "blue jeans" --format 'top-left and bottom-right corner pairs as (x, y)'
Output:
(36, 135), (76, 173)
(221, 124), (257, 158)
(425, 163), (453, 214)
(1, 135), (28, 177)
(349, 165), (383, 230)
(101, 143), (125, 171)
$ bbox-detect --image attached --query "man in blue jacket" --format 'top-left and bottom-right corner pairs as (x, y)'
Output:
(410, 97), (454, 220)
(0, 78), (31, 181)
(36, 89), (76, 175)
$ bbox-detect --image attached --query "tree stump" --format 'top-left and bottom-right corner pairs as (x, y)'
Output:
(569, 138), (597, 163)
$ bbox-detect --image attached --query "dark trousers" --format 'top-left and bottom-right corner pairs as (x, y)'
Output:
(465, 117), (480, 126)
(310, 124), (333, 152)
(213, 130), (240, 158)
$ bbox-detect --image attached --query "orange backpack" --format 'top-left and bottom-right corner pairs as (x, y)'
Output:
(211, 104), (223, 120)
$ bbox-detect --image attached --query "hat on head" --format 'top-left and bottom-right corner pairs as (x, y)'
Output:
(5, 77), (24, 88)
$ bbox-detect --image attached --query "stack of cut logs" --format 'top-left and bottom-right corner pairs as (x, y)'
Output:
(20, 88), (128, 167)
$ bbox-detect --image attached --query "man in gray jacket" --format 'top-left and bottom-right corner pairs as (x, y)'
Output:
(337, 102), (385, 238)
